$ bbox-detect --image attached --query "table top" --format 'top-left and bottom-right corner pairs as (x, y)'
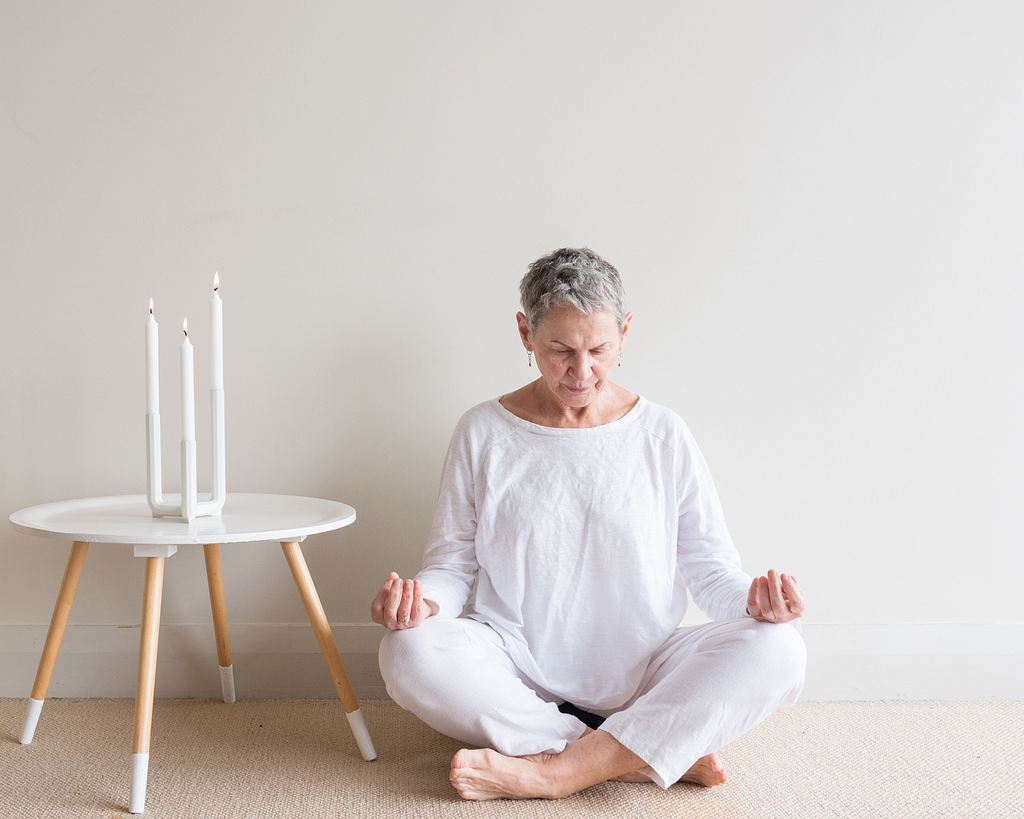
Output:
(9, 494), (356, 546)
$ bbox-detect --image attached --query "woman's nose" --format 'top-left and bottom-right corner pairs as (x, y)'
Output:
(570, 354), (593, 379)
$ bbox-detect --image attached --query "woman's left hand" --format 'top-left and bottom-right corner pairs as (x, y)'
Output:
(747, 569), (805, 623)
(370, 572), (438, 630)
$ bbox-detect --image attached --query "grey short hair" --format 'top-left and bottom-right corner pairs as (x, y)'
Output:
(519, 248), (626, 333)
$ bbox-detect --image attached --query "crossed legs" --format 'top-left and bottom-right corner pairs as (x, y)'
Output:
(448, 727), (729, 800)
(380, 616), (806, 800)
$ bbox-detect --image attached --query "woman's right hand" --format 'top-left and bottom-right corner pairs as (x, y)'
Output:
(371, 572), (439, 630)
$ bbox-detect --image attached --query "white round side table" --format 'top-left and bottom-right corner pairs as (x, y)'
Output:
(10, 493), (376, 814)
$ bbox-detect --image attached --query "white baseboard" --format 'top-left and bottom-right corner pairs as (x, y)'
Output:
(1, 622), (1021, 701)
(800, 623), (1024, 701)
(0, 623), (390, 700)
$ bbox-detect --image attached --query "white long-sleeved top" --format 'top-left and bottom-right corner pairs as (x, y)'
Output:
(414, 396), (753, 712)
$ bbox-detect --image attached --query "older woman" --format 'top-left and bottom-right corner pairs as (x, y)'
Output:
(371, 248), (806, 801)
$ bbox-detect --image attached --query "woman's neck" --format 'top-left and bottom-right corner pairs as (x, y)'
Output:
(500, 380), (638, 429)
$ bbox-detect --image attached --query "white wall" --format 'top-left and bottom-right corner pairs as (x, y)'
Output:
(2, 1), (1021, 701)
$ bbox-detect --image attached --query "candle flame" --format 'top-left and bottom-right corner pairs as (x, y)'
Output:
(214, 271), (219, 291)
(149, 298), (153, 313)
(183, 318), (188, 336)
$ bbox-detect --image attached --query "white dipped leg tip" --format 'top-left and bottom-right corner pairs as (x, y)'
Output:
(219, 664), (236, 704)
(130, 752), (149, 814)
(345, 708), (376, 761)
(20, 698), (44, 745)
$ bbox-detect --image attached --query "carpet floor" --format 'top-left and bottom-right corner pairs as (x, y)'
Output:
(1, 698), (1021, 818)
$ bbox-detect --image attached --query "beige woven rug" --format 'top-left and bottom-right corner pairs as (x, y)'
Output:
(2, 698), (1021, 818)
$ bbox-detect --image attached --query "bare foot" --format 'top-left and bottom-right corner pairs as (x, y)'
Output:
(679, 752), (727, 787)
(449, 748), (562, 801)
(449, 730), (652, 801)
(613, 752), (727, 786)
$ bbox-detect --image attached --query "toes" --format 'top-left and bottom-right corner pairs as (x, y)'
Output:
(451, 748), (474, 772)
(449, 770), (476, 800)
(703, 753), (728, 786)
(450, 749), (489, 800)
(450, 773), (489, 802)
(679, 753), (728, 787)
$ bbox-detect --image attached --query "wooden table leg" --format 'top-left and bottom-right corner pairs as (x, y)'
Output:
(20, 540), (89, 745)
(130, 555), (166, 814)
(203, 544), (235, 703)
(280, 541), (376, 761)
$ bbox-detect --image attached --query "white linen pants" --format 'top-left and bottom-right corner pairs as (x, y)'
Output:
(379, 615), (806, 788)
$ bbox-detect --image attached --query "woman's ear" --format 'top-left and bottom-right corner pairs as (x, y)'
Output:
(620, 311), (633, 344)
(516, 312), (532, 349)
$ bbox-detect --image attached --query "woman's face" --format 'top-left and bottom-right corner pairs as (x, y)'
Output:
(518, 304), (630, 409)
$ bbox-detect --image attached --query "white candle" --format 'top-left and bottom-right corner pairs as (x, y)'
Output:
(145, 299), (159, 415)
(181, 319), (195, 441)
(210, 272), (223, 390)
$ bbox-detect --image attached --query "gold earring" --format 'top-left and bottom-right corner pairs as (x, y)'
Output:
(528, 350), (533, 367)
(618, 350), (622, 367)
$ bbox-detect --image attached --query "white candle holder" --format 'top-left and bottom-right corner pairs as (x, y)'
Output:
(147, 388), (226, 522)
